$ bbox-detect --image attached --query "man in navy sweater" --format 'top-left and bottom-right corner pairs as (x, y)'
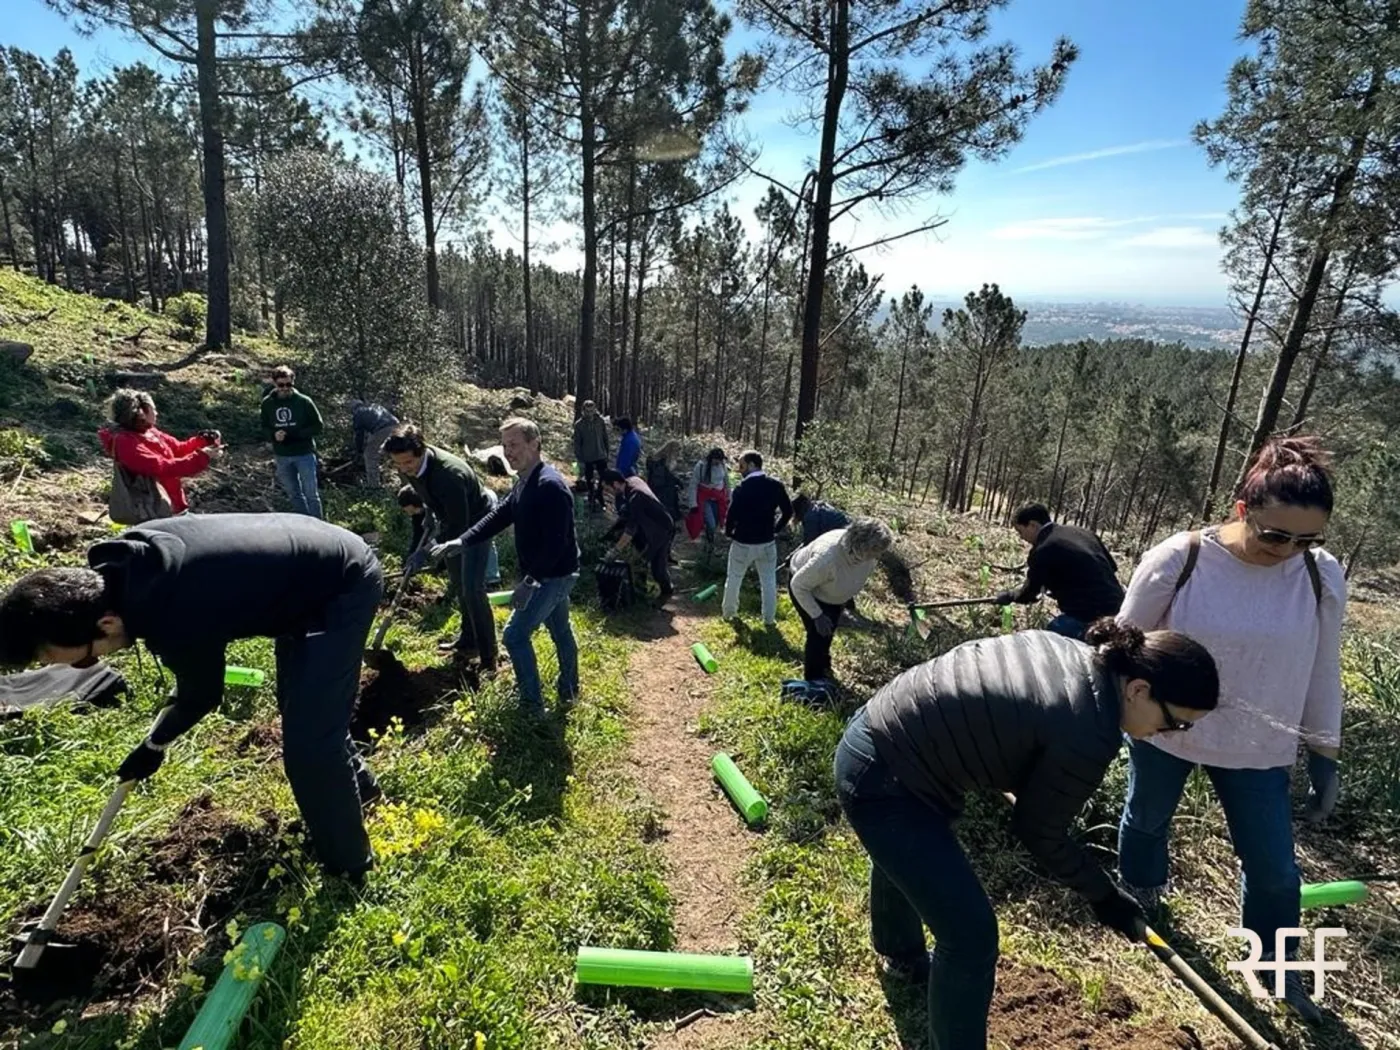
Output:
(723, 450), (793, 627)
(434, 417), (580, 716)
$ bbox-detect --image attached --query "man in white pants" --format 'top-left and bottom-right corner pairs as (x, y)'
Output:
(722, 450), (793, 627)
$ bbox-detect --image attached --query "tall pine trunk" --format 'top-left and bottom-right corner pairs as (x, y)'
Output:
(195, 0), (231, 347)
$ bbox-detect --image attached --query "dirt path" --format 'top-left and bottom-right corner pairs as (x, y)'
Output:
(624, 598), (762, 1048)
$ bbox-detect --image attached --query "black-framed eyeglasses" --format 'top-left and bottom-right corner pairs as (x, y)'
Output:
(1247, 515), (1325, 549)
(1155, 698), (1193, 734)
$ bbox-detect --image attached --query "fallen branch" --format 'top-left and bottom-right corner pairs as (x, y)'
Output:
(674, 1008), (713, 1031)
(123, 325), (152, 344)
(20, 307), (56, 325)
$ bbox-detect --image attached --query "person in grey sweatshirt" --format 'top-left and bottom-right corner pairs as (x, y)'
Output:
(835, 621), (1219, 1050)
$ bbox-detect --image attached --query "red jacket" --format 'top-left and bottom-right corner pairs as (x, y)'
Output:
(99, 426), (213, 513)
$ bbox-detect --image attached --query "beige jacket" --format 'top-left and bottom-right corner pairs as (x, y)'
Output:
(789, 528), (876, 618)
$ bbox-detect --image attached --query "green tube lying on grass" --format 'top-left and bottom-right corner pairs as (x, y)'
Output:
(694, 583), (718, 601)
(178, 922), (286, 1050)
(489, 590), (514, 606)
(691, 642), (718, 674)
(575, 946), (753, 994)
(1300, 880), (1369, 909)
(224, 666), (265, 688)
(712, 752), (767, 825)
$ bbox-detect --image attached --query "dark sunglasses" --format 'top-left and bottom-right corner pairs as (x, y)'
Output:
(1248, 516), (1325, 549)
(1155, 698), (1193, 734)
(275, 382), (293, 389)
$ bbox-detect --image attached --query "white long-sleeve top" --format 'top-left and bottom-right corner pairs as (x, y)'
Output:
(1118, 529), (1345, 769)
(688, 459), (729, 508)
(789, 527), (878, 618)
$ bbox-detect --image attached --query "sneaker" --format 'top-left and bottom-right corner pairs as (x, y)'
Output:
(876, 951), (930, 983)
(1259, 953), (1323, 1023)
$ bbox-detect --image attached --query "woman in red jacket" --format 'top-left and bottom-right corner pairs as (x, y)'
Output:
(99, 388), (222, 513)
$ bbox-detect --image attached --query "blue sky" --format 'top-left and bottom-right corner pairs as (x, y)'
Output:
(10, 0), (1249, 306)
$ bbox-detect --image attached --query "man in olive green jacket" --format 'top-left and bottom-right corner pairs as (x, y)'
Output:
(386, 424), (495, 670)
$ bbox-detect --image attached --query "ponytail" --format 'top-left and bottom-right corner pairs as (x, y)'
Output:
(1086, 617), (1219, 713)
(1236, 435), (1334, 513)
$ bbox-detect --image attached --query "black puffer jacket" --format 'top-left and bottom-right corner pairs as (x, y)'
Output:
(865, 630), (1122, 900)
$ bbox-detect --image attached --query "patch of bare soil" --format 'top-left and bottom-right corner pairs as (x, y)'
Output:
(991, 961), (1208, 1049)
(0, 796), (282, 1025)
(351, 662), (466, 744)
(624, 598), (761, 1048)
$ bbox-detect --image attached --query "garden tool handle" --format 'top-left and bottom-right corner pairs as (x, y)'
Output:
(16, 780), (134, 968)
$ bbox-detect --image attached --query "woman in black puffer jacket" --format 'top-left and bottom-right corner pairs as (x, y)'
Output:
(834, 620), (1219, 1050)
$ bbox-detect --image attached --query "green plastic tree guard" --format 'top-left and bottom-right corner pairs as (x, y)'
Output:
(691, 642), (718, 674)
(1001, 605), (1014, 633)
(694, 583), (718, 602)
(1300, 880), (1369, 910)
(712, 752), (767, 825)
(489, 589), (514, 607)
(10, 520), (34, 553)
(178, 922), (286, 1050)
(575, 946), (753, 994)
(224, 667), (265, 688)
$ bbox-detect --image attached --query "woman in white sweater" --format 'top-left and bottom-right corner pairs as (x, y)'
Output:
(1116, 436), (1345, 1021)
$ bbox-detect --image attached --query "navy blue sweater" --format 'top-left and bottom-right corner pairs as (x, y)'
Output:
(461, 461), (579, 580)
(725, 471), (793, 545)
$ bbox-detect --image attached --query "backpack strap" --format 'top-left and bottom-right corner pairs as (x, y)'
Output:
(1173, 531), (1201, 595)
(1304, 549), (1322, 608)
(1171, 528), (1322, 611)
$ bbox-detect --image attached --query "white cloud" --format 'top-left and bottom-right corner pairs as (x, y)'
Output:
(1119, 225), (1219, 249)
(989, 217), (1139, 241)
(1010, 139), (1188, 174)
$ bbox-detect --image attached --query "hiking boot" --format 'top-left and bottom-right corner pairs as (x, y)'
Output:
(876, 951), (930, 983)
(359, 781), (384, 810)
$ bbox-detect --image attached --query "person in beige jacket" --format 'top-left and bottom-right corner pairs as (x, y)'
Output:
(788, 519), (893, 680)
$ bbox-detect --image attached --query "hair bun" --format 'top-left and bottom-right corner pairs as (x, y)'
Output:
(1255, 434), (1331, 472)
(1084, 617), (1144, 655)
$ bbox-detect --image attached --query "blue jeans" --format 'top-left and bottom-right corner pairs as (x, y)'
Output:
(274, 452), (323, 518)
(1119, 738), (1300, 952)
(1045, 614), (1087, 640)
(275, 562), (382, 875)
(502, 574), (579, 711)
(701, 498), (720, 535)
(835, 707), (999, 1050)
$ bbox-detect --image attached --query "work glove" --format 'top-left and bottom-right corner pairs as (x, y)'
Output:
(1305, 751), (1339, 823)
(994, 590), (1015, 607)
(117, 738), (166, 782)
(429, 539), (462, 564)
(1090, 884), (1147, 940)
(813, 613), (835, 637)
(404, 547), (430, 575)
(196, 428), (222, 445)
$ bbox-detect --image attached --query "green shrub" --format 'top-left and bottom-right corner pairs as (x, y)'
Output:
(165, 293), (207, 339)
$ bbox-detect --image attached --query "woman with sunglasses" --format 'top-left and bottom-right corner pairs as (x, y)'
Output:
(835, 619), (1218, 1050)
(1116, 435), (1345, 1021)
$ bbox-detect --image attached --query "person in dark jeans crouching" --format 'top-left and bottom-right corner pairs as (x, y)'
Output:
(0, 514), (385, 878)
(834, 621), (1219, 1050)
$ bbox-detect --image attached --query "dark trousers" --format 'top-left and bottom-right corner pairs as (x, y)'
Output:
(836, 707), (999, 1050)
(583, 458), (607, 507)
(446, 545), (497, 669)
(645, 526), (675, 595)
(275, 563), (383, 876)
(790, 585), (844, 680)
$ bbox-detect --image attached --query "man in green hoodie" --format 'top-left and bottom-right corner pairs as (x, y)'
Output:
(260, 365), (324, 518)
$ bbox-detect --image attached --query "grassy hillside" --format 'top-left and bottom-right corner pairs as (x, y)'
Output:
(1, 270), (1398, 1050)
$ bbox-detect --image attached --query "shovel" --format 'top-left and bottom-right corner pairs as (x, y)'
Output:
(10, 778), (134, 973)
(908, 598), (999, 640)
(364, 533), (434, 672)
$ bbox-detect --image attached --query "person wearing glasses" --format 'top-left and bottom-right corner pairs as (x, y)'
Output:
(1115, 435), (1345, 1022)
(260, 365), (325, 518)
(835, 620), (1218, 1050)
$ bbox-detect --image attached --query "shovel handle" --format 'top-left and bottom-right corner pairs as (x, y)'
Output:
(1136, 921), (1281, 1050)
(16, 780), (134, 968)
(909, 598), (1000, 611)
